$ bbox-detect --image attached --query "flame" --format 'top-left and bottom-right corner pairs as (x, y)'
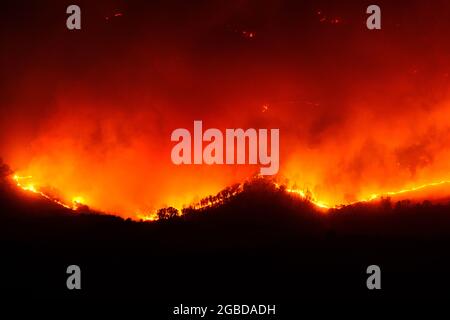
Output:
(71, 196), (86, 210)
(280, 185), (331, 209)
(12, 174), (85, 211)
(283, 179), (450, 209)
(9, 172), (450, 220)
(136, 212), (159, 222)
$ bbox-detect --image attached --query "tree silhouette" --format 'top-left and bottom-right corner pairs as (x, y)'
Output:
(157, 207), (179, 220)
(0, 158), (11, 180)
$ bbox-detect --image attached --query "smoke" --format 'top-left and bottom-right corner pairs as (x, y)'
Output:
(1, 0), (450, 216)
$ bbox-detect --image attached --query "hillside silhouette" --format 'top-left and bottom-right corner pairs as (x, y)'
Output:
(1, 163), (450, 302)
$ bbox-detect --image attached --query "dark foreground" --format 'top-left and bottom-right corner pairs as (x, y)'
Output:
(1, 178), (450, 310)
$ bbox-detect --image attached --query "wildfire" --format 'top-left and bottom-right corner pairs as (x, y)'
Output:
(359, 180), (450, 203)
(136, 213), (159, 222)
(280, 185), (331, 209)
(71, 196), (86, 210)
(283, 179), (450, 209)
(12, 174), (86, 211)
(9, 172), (450, 220)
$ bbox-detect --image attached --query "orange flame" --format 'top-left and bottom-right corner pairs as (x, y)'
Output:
(12, 174), (86, 211)
(10, 172), (450, 221)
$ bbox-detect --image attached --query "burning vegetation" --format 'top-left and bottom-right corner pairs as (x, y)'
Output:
(1, 1), (450, 219)
(7, 168), (450, 222)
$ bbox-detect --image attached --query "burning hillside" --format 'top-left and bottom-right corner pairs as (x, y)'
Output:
(1, 1), (450, 219)
(6, 170), (450, 221)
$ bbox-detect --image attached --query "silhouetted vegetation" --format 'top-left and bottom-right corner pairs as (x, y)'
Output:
(157, 206), (179, 220)
(0, 158), (11, 181)
(1, 175), (450, 301)
(183, 182), (242, 212)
